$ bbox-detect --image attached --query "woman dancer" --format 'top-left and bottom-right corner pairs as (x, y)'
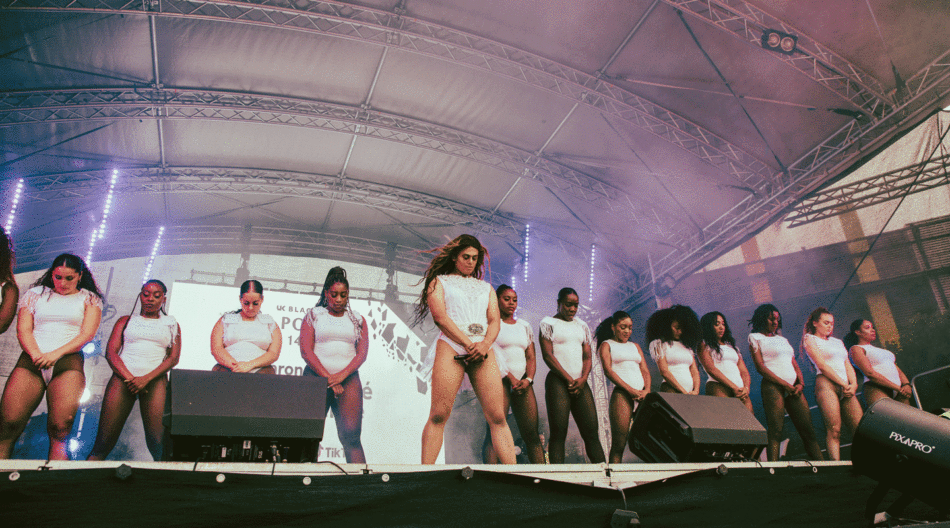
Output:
(87, 280), (181, 461)
(747, 304), (822, 461)
(698, 311), (753, 412)
(844, 319), (911, 406)
(540, 287), (606, 464)
(300, 267), (368, 463)
(802, 308), (862, 461)
(483, 284), (545, 464)
(0, 229), (19, 335)
(210, 280), (281, 374)
(417, 234), (516, 464)
(596, 310), (650, 464)
(0, 253), (103, 460)
(646, 305), (701, 395)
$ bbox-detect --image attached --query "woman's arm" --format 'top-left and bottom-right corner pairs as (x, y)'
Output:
(104, 316), (135, 381)
(849, 346), (901, 392)
(636, 344), (651, 400)
(896, 365), (913, 398)
(508, 339), (537, 393)
(299, 315), (331, 377)
(539, 329), (573, 384)
(736, 353), (752, 399)
(599, 342), (637, 395)
(468, 287), (500, 362)
(210, 317), (238, 370)
(235, 325), (282, 373)
(698, 343), (741, 393)
(843, 359), (858, 397)
(655, 355), (690, 394)
(128, 324), (182, 394)
(17, 307), (41, 360)
(37, 301), (102, 369)
(0, 281), (19, 334)
(748, 339), (797, 392)
(327, 316), (370, 388)
(802, 335), (848, 388)
(688, 355), (701, 395)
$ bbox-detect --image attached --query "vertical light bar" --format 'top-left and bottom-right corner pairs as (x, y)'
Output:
(142, 226), (166, 283)
(4, 178), (24, 234)
(87, 169), (119, 263)
(588, 244), (597, 304)
(522, 224), (531, 283)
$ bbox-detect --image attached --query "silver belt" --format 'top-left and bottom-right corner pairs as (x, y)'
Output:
(464, 323), (485, 336)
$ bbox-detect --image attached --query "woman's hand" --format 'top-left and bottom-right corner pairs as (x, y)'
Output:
(632, 389), (648, 402)
(899, 384), (913, 399)
(791, 382), (804, 396)
(735, 386), (750, 399)
(465, 340), (491, 363)
(567, 377), (586, 395)
(331, 384), (344, 396)
(327, 372), (346, 389)
(125, 376), (151, 395)
(843, 382), (856, 398)
(33, 351), (61, 369)
(232, 361), (255, 373)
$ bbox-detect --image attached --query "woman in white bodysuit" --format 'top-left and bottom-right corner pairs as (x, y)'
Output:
(210, 279), (281, 375)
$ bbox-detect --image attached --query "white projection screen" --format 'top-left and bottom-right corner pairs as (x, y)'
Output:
(168, 281), (440, 464)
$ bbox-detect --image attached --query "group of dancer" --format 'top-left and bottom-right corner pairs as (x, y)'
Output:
(0, 232), (914, 465)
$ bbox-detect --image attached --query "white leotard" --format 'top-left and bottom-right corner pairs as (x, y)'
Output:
(749, 333), (797, 386)
(805, 334), (850, 383)
(435, 274), (492, 355)
(120, 314), (178, 377)
(493, 319), (532, 379)
(855, 343), (901, 387)
(303, 306), (364, 376)
(606, 339), (645, 391)
(649, 339), (695, 392)
(19, 286), (103, 384)
(703, 343), (744, 389)
(221, 312), (278, 372)
(539, 316), (592, 380)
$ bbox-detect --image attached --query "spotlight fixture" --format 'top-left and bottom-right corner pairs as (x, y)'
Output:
(761, 29), (798, 55)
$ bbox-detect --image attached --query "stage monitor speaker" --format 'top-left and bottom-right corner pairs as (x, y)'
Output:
(852, 398), (950, 512)
(630, 392), (766, 463)
(164, 369), (327, 462)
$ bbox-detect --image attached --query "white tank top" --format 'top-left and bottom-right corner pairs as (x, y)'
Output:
(539, 316), (592, 380)
(856, 343), (900, 387)
(749, 333), (797, 386)
(493, 319), (532, 379)
(703, 342), (743, 388)
(804, 334), (850, 382)
(304, 306), (363, 375)
(120, 314), (178, 377)
(649, 339), (695, 392)
(606, 339), (645, 391)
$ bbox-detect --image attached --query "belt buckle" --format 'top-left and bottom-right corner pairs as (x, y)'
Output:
(467, 323), (484, 336)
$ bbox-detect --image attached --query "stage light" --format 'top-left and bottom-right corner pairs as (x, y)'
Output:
(87, 169), (120, 263)
(588, 244), (596, 304)
(4, 178), (24, 234)
(523, 224), (531, 283)
(761, 29), (797, 55)
(142, 226), (166, 283)
(79, 388), (92, 404)
(852, 398), (950, 517)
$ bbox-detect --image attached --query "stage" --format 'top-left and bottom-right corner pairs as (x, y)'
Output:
(1, 460), (944, 527)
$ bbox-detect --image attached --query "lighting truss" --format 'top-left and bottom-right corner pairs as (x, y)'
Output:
(142, 226), (165, 283)
(787, 153), (950, 226)
(0, 0), (778, 203)
(0, 87), (691, 244)
(666, 0), (891, 115)
(86, 169), (117, 263)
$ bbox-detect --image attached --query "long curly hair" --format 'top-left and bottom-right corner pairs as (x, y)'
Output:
(645, 304), (701, 352)
(748, 303), (782, 334)
(700, 311), (736, 360)
(0, 229), (14, 285)
(595, 310), (632, 347)
(413, 234), (488, 326)
(33, 253), (103, 300)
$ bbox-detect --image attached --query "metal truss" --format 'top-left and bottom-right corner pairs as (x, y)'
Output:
(621, 46), (950, 309)
(666, 0), (891, 115)
(23, 166), (526, 243)
(786, 153), (950, 226)
(0, 0), (778, 198)
(13, 223), (434, 274)
(0, 86), (695, 244)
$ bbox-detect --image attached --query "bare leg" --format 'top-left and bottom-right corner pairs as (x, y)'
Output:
(608, 388), (634, 464)
(139, 376), (168, 461)
(784, 389), (824, 461)
(814, 375), (843, 460)
(45, 355), (86, 461)
(707, 380), (754, 413)
(468, 351), (516, 464)
(570, 383), (606, 463)
(0, 361), (46, 459)
(760, 379), (786, 461)
(86, 375), (136, 461)
(509, 383), (545, 464)
(545, 372), (571, 464)
(332, 372), (366, 464)
(421, 342), (466, 464)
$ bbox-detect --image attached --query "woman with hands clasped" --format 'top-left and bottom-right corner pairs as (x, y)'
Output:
(87, 280), (181, 461)
(596, 310), (650, 464)
(210, 280), (281, 374)
(647, 305), (701, 395)
(802, 307), (862, 461)
(300, 267), (368, 463)
(698, 311), (753, 413)
(417, 234), (516, 464)
(748, 304), (823, 461)
(540, 287), (606, 464)
(844, 319), (912, 406)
